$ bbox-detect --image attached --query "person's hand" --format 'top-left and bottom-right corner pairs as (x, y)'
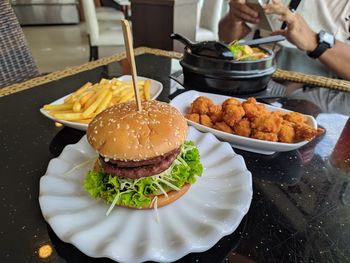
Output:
(264, 0), (318, 52)
(228, 0), (260, 24)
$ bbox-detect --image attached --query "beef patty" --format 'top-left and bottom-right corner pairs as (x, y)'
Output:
(100, 147), (181, 179)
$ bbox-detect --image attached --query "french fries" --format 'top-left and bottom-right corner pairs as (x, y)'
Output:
(43, 78), (152, 123)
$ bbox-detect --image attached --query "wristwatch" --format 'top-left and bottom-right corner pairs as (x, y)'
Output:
(307, 30), (335, 59)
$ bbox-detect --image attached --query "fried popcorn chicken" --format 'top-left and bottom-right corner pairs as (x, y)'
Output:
(208, 104), (223, 123)
(185, 113), (200, 123)
(213, 121), (233, 133)
(317, 127), (325, 135)
(251, 111), (283, 133)
(283, 112), (306, 124)
(222, 97), (241, 110)
(294, 123), (322, 141)
(245, 97), (257, 104)
(189, 96), (214, 115)
(200, 114), (213, 128)
(242, 97), (266, 120)
(186, 95), (323, 144)
(234, 118), (251, 137)
(223, 104), (245, 127)
(278, 121), (296, 143)
(252, 130), (278, 142)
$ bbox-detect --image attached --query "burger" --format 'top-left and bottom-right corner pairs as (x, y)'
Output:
(83, 100), (203, 213)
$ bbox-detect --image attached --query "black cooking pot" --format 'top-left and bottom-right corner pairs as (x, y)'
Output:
(172, 33), (277, 95)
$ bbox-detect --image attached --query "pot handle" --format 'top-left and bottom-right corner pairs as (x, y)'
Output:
(170, 33), (196, 48)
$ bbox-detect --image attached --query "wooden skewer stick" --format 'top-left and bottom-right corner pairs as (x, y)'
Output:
(121, 19), (142, 111)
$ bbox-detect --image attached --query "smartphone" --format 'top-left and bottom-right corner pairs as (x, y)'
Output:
(246, 0), (273, 32)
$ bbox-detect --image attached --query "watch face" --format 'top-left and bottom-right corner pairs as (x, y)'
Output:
(319, 30), (335, 47)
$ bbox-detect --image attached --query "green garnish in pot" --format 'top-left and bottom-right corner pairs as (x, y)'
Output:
(228, 40), (267, 60)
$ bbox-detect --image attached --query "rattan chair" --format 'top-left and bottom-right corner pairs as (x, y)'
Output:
(0, 1), (39, 88)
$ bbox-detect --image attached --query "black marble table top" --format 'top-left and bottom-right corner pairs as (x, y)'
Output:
(1, 52), (349, 263)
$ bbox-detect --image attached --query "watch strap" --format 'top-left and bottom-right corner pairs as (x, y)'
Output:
(307, 42), (330, 59)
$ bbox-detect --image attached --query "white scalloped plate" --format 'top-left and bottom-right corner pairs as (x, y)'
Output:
(170, 90), (318, 155)
(39, 127), (252, 263)
(40, 75), (163, 131)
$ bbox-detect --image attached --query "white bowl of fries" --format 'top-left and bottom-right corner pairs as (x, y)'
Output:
(40, 75), (163, 131)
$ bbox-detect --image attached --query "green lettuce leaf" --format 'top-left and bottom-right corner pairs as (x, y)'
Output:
(83, 141), (203, 211)
(83, 171), (105, 199)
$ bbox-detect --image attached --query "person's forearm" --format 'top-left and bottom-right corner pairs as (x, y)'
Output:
(319, 41), (350, 80)
(218, 15), (251, 43)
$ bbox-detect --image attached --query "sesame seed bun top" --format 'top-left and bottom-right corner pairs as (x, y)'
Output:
(87, 100), (188, 161)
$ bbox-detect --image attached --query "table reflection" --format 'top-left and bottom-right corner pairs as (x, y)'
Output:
(329, 117), (350, 175)
(276, 47), (338, 79)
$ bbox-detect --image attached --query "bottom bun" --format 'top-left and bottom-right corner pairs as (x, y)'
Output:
(145, 183), (190, 209)
(92, 160), (191, 209)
